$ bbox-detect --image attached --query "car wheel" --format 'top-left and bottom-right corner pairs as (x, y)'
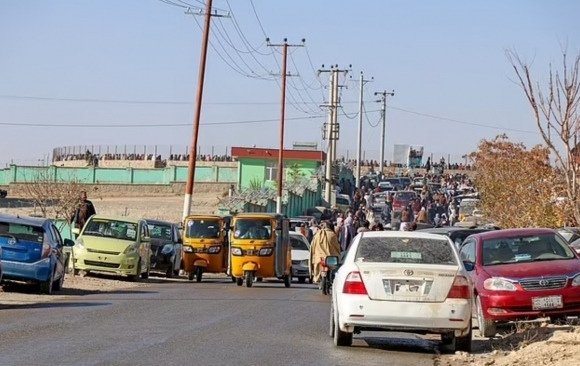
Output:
(245, 271), (253, 288)
(195, 267), (203, 283)
(298, 277), (306, 284)
(333, 307), (353, 346)
(52, 270), (65, 292)
(284, 274), (291, 288)
(476, 295), (496, 338)
(455, 320), (473, 353)
(128, 261), (141, 282)
(329, 300), (335, 338)
(39, 268), (54, 295)
(256, 277), (263, 282)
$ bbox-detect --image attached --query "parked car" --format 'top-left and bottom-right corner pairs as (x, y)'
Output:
(289, 216), (316, 233)
(459, 228), (580, 338)
(392, 190), (417, 211)
(330, 231), (472, 352)
(0, 213), (71, 294)
(336, 194), (352, 213)
(418, 227), (496, 249)
(0, 245), (3, 285)
(557, 227), (580, 243)
(145, 219), (183, 278)
(71, 215), (152, 281)
(289, 231), (311, 283)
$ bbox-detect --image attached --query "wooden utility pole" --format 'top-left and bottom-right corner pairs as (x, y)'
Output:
(182, 2), (229, 221)
(268, 38), (305, 213)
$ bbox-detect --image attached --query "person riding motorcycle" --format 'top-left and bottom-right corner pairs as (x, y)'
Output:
(308, 220), (341, 284)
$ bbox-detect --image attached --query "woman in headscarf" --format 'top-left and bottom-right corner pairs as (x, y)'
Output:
(417, 207), (428, 223)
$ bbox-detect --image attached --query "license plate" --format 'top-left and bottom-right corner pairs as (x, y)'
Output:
(532, 295), (563, 310)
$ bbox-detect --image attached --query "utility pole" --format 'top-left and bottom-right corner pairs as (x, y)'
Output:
(182, 3), (229, 221)
(375, 90), (395, 174)
(355, 72), (373, 189)
(268, 38), (305, 214)
(319, 65), (350, 204)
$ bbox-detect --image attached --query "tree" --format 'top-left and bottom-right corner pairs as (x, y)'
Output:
(22, 168), (88, 222)
(470, 135), (566, 228)
(507, 49), (580, 225)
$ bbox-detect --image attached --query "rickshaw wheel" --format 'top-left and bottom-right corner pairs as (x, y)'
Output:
(195, 267), (203, 283)
(284, 274), (291, 288)
(236, 277), (243, 286)
(188, 271), (194, 281)
(245, 271), (253, 288)
(231, 276), (237, 283)
(256, 277), (263, 282)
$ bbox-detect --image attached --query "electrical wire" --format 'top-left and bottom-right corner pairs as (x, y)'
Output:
(363, 102), (381, 128)
(0, 115), (325, 128)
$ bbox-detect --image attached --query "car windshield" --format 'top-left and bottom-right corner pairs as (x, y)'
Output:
(482, 233), (575, 266)
(336, 197), (350, 205)
(354, 236), (457, 265)
(184, 219), (220, 239)
(0, 222), (45, 244)
(557, 229), (580, 243)
(83, 219), (138, 241)
(395, 192), (416, 201)
(147, 223), (173, 240)
(459, 200), (478, 214)
(385, 178), (400, 185)
(234, 219), (272, 239)
(290, 236), (309, 251)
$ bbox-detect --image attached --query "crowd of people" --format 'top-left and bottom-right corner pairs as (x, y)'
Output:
(338, 157), (474, 171)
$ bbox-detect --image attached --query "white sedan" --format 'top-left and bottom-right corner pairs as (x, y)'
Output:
(329, 231), (472, 352)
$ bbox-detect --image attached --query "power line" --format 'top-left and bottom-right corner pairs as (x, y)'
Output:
(0, 115), (326, 128)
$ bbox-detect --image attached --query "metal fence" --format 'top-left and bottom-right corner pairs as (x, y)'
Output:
(51, 145), (234, 162)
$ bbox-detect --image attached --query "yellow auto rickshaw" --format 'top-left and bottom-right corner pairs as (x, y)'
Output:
(182, 215), (231, 282)
(230, 213), (292, 288)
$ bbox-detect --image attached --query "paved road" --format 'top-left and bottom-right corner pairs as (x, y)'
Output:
(0, 278), (441, 366)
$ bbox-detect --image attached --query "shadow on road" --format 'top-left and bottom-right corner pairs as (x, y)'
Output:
(0, 301), (111, 310)
(355, 335), (438, 354)
(1, 282), (158, 297)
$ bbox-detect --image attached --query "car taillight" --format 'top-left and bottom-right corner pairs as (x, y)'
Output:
(342, 271), (368, 295)
(447, 275), (471, 299)
(42, 236), (52, 258)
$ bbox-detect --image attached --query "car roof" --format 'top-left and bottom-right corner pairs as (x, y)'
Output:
(357, 230), (452, 241)
(90, 214), (141, 224)
(0, 213), (49, 227)
(469, 228), (556, 240)
(144, 219), (176, 226)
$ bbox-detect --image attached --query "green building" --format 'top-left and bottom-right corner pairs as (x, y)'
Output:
(231, 146), (325, 189)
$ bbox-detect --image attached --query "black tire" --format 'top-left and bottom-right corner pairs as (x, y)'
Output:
(236, 277), (243, 286)
(39, 268), (54, 295)
(455, 321), (473, 353)
(141, 262), (150, 279)
(256, 277), (263, 282)
(333, 308), (353, 346)
(245, 271), (253, 288)
(298, 277), (306, 284)
(128, 261), (141, 282)
(195, 267), (203, 283)
(166, 266), (174, 278)
(231, 276), (237, 283)
(476, 295), (496, 338)
(52, 270), (65, 292)
(284, 274), (291, 288)
(188, 271), (195, 281)
(321, 276), (329, 295)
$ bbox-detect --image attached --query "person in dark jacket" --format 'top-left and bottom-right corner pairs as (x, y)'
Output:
(72, 191), (96, 229)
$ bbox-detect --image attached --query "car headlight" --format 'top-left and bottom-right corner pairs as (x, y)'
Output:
(124, 246), (138, 255)
(208, 246), (221, 254)
(74, 238), (86, 253)
(183, 246), (194, 253)
(259, 247), (273, 256)
(483, 277), (517, 291)
(572, 274), (580, 287)
(231, 247), (242, 256)
(300, 259), (309, 266)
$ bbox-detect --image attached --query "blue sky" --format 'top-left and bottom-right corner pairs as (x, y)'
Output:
(1, 0), (579, 167)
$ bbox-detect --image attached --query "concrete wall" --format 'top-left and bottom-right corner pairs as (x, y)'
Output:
(0, 164), (238, 185)
(238, 158), (322, 189)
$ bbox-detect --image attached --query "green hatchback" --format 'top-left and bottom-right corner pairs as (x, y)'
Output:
(71, 215), (151, 281)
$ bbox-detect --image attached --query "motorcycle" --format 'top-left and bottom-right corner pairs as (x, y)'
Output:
(319, 255), (340, 295)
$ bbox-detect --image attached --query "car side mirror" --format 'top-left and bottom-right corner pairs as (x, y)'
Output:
(63, 238), (76, 247)
(72, 228), (80, 235)
(463, 260), (475, 272)
(325, 255), (339, 267)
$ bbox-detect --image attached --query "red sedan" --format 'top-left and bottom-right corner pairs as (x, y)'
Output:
(459, 228), (580, 337)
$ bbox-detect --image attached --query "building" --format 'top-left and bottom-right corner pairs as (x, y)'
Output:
(231, 146), (325, 189)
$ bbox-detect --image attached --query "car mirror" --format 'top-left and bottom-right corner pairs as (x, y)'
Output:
(325, 255), (339, 267)
(63, 238), (76, 247)
(72, 228), (80, 235)
(463, 260), (475, 272)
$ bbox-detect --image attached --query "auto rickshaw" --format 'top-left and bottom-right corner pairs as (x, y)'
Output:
(182, 215), (231, 282)
(229, 213), (292, 288)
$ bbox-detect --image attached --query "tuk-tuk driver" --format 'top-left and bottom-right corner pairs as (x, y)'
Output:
(242, 220), (269, 239)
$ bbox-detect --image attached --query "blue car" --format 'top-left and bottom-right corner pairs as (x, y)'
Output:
(0, 213), (73, 294)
